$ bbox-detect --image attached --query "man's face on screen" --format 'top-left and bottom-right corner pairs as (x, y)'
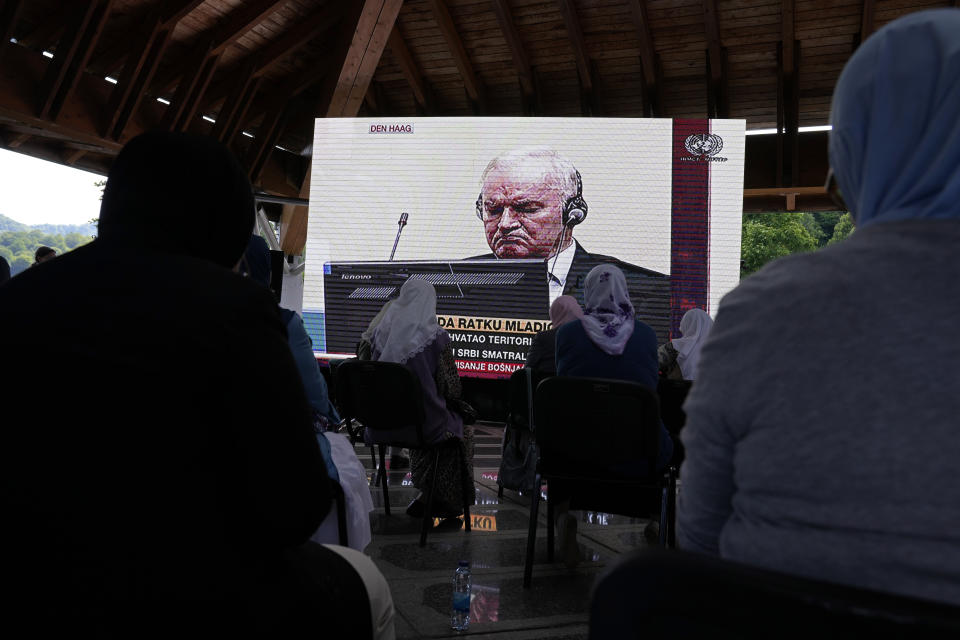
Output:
(480, 165), (565, 259)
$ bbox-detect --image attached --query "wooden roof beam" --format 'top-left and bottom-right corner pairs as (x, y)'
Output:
(703, 0), (728, 118)
(36, 1), (101, 119)
(0, 0), (24, 66)
(197, 8), (343, 114)
(246, 101), (290, 184)
(41, 0), (115, 122)
(490, 0), (535, 108)
(91, 0), (205, 77)
(428, 0), (485, 112)
(160, 42), (222, 132)
(557, 0), (596, 114)
(387, 26), (432, 113)
(152, 0), (288, 96)
(102, 17), (172, 140)
(316, 0), (404, 118)
(211, 58), (263, 147)
(625, 0), (659, 109)
(858, 0), (876, 47)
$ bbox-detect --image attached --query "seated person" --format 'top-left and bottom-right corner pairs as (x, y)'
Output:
(677, 9), (960, 606)
(33, 245), (56, 265)
(242, 236), (372, 551)
(658, 308), (713, 381)
(370, 279), (476, 521)
(554, 263), (674, 566)
(0, 131), (393, 638)
(525, 295), (583, 375)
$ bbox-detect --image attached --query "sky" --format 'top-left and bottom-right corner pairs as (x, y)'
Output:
(0, 148), (104, 227)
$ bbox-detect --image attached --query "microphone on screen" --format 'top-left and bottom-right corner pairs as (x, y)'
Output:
(389, 212), (410, 261)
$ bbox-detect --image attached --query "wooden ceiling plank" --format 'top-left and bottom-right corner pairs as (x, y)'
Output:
(160, 0), (207, 27)
(556, 0), (593, 92)
(318, 0), (405, 118)
(387, 26), (429, 109)
(7, 131), (30, 148)
(490, 0), (534, 98)
(428, 0), (484, 105)
(48, 0), (116, 122)
(152, 0), (288, 96)
(247, 102), (290, 184)
(166, 48), (222, 132)
(37, 1), (100, 119)
(782, 0), (795, 72)
(63, 148), (86, 166)
(858, 0), (876, 45)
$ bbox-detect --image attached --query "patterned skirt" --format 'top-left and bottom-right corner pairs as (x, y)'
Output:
(409, 425), (475, 514)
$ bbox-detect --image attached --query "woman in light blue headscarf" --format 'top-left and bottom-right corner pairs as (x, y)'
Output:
(677, 9), (960, 606)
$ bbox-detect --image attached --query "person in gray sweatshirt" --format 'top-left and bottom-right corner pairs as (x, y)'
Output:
(677, 8), (960, 606)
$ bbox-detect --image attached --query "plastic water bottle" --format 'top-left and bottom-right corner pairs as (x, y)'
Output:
(451, 560), (471, 631)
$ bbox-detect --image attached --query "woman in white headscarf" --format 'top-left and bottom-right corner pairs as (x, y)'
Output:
(371, 279), (476, 521)
(552, 264), (675, 567)
(678, 9), (960, 605)
(658, 308), (713, 381)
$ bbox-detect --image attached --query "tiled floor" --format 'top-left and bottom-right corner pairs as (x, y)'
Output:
(355, 422), (660, 639)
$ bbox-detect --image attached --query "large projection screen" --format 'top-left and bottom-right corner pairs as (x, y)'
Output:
(303, 117), (744, 378)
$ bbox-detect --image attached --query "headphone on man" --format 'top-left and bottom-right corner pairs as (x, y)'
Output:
(475, 170), (588, 227)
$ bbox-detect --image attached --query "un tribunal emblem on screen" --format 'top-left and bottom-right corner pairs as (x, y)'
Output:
(682, 133), (727, 162)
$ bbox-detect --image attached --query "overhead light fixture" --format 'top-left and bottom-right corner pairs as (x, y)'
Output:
(9, 37), (17, 43)
(104, 76), (118, 84)
(202, 115), (216, 123)
(799, 125), (833, 132)
(745, 125), (833, 136)
(241, 131), (254, 138)
(745, 128), (778, 136)
(42, 50), (54, 58)
(156, 97), (170, 105)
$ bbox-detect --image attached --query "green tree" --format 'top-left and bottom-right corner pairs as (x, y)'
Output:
(828, 213), (855, 245)
(741, 213), (819, 277)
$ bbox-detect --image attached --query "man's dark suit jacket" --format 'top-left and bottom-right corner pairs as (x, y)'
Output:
(474, 241), (671, 342)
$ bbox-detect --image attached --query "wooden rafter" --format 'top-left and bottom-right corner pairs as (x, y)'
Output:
(161, 47), (222, 132)
(63, 148), (86, 166)
(557, 0), (597, 114)
(316, 0), (404, 118)
(197, 7), (343, 114)
(152, 0), (288, 96)
(211, 57), (263, 147)
(103, 17), (172, 140)
(703, 0), (728, 118)
(7, 132), (30, 148)
(0, 0), (24, 66)
(37, 2), (101, 119)
(246, 101), (289, 184)
(858, 0), (876, 46)
(91, 0), (205, 77)
(387, 26), (431, 112)
(490, 0), (534, 107)
(625, 0), (658, 103)
(42, 0), (115, 122)
(427, 0), (484, 111)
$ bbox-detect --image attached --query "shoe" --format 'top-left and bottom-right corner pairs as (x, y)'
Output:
(557, 513), (580, 569)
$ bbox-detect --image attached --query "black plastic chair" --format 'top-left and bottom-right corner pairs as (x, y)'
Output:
(497, 367), (544, 497)
(590, 547), (960, 639)
(335, 359), (472, 546)
(524, 376), (677, 588)
(657, 378), (692, 465)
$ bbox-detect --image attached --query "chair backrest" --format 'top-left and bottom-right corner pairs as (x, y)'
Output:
(657, 378), (692, 433)
(534, 376), (660, 476)
(335, 359), (427, 446)
(590, 548), (960, 639)
(507, 368), (532, 430)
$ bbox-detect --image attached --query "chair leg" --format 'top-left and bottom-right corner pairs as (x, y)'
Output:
(666, 467), (678, 548)
(497, 484), (504, 498)
(379, 445), (390, 517)
(459, 443), (471, 532)
(371, 445), (380, 487)
(658, 479), (669, 547)
(420, 448), (442, 547)
(546, 491), (554, 562)
(523, 473), (541, 589)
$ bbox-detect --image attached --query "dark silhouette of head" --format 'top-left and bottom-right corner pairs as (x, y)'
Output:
(33, 246), (56, 264)
(98, 131), (255, 269)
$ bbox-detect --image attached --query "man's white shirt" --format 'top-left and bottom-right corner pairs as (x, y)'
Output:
(547, 241), (576, 305)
